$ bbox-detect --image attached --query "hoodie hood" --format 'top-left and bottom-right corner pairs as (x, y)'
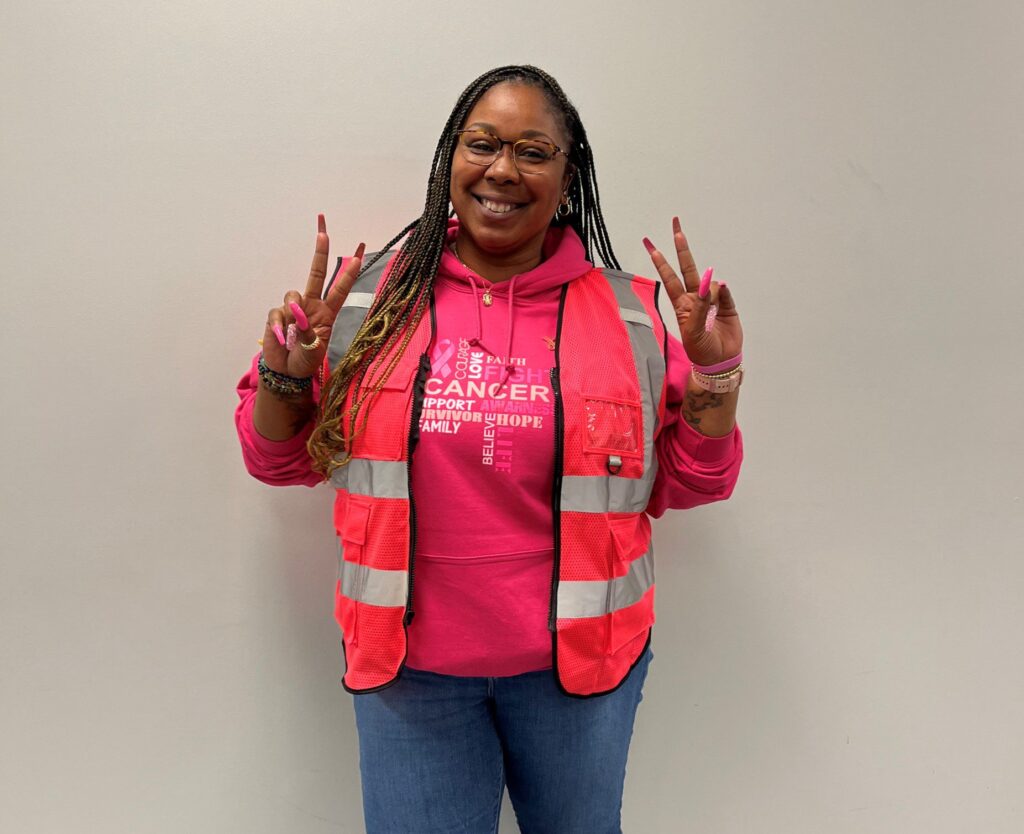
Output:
(437, 218), (593, 387)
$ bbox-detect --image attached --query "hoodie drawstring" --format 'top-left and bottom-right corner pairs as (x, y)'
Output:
(463, 270), (518, 392)
(464, 274), (489, 351)
(500, 276), (517, 387)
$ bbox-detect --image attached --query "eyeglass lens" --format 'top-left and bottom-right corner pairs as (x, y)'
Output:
(458, 131), (557, 171)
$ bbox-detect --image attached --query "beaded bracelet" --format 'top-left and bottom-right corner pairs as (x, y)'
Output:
(257, 354), (313, 396)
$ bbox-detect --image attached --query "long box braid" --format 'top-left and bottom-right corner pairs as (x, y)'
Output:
(309, 65), (620, 478)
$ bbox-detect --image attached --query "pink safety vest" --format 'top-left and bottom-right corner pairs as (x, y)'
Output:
(325, 254), (667, 697)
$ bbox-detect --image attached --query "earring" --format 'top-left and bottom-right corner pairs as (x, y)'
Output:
(556, 195), (571, 218)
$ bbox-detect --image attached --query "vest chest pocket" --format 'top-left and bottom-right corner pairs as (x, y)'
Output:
(359, 356), (415, 393)
(352, 360), (416, 460)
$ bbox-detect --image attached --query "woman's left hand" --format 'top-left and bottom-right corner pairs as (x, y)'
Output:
(643, 217), (743, 368)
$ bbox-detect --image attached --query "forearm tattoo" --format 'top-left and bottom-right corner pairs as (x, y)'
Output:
(682, 389), (726, 431)
(267, 389), (316, 433)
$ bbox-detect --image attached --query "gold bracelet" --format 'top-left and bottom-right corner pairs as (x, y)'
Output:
(692, 363), (743, 380)
(690, 364), (744, 393)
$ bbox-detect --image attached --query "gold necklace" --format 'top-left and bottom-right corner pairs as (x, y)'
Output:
(452, 240), (492, 306)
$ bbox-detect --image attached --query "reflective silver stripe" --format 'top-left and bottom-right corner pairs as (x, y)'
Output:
(604, 271), (665, 458)
(557, 546), (654, 619)
(328, 308), (370, 372)
(330, 458), (408, 499)
(561, 474), (650, 513)
(327, 253), (394, 372)
(618, 307), (653, 329)
(338, 551), (408, 607)
(559, 273), (666, 515)
(344, 292), (375, 309)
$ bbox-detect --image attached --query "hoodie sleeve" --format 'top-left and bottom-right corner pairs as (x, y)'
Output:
(645, 332), (743, 517)
(234, 352), (324, 488)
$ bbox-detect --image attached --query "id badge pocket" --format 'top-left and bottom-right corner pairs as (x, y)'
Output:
(583, 396), (643, 459)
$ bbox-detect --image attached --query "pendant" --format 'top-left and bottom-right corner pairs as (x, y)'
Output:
(482, 291), (493, 307)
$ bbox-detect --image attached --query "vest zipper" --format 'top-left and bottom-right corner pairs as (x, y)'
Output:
(547, 284), (568, 633)
(404, 295), (436, 626)
(547, 366), (564, 632)
(404, 353), (430, 626)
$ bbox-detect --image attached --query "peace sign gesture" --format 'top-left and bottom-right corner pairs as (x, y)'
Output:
(643, 217), (743, 369)
(261, 214), (366, 380)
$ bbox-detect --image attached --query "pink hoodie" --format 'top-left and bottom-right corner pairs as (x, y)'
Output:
(235, 220), (743, 676)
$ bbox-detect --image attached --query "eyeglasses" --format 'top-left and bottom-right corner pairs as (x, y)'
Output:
(454, 129), (567, 174)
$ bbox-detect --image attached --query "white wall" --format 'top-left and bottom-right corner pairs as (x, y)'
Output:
(3, 1), (1022, 832)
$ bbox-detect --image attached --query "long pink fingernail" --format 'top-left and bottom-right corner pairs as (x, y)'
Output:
(705, 304), (718, 332)
(289, 302), (309, 330)
(699, 267), (714, 299)
(272, 324), (286, 345)
(286, 323), (297, 351)
(642, 237), (656, 254)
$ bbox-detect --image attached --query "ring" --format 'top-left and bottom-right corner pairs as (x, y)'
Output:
(299, 334), (322, 351)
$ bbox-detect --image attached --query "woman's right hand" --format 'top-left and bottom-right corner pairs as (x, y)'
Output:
(261, 213), (366, 380)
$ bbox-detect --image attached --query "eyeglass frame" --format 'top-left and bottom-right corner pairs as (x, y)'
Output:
(453, 129), (570, 175)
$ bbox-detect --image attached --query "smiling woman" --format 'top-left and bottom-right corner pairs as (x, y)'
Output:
(235, 64), (745, 834)
(449, 84), (574, 277)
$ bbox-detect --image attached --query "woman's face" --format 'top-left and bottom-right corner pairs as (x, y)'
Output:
(449, 82), (572, 263)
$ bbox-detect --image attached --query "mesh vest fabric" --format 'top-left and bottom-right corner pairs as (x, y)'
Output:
(325, 257), (667, 696)
(552, 269), (666, 696)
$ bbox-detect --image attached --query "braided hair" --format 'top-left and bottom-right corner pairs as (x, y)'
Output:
(308, 65), (620, 478)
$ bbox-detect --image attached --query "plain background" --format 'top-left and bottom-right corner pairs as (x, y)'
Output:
(3, 1), (1022, 832)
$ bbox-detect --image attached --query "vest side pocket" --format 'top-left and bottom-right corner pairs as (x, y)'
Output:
(607, 514), (646, 562)
(606, 595), (655, 657)
(605, 514), (655, 656)
(335, 495), (372, 647)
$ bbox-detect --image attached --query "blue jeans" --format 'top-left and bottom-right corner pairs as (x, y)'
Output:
(352, 646), (653, 834)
